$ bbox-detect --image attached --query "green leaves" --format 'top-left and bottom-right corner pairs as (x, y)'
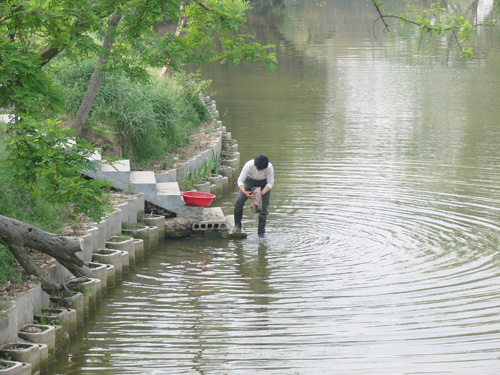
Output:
(0, 39), (62, 116)
(372, 0), (480, 59)
(1, 0), (277, 118)
(5, 117), (112, 222)
(176, 0), (276, 70)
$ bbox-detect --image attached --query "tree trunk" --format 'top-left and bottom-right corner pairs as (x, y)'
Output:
(160, 2), (187, 76)
(40, 46), (63, 67)
(0, 214), (94, 295)
(72, 14), (122, 134)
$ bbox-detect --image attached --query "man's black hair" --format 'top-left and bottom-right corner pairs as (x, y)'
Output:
(254, 154), (269, 169)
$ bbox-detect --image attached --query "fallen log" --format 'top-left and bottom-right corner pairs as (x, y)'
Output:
(0, 214), (94, 295)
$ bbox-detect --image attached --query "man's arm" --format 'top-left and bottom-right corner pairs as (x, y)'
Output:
(262, 164), (274, 195)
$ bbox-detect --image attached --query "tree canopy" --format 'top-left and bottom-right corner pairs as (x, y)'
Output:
(0, 0), (277, 119)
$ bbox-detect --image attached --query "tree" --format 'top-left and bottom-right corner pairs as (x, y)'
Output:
(370, 0), (489, 58)
(0, 0), (277, 128)
(0, 116), (112, 295)
(72, 14), (123, 134)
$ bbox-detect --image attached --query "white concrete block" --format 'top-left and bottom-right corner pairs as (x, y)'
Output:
(101, 159), (130, 172)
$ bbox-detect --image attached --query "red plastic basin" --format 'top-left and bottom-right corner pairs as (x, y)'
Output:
(181, 191), (216, 206)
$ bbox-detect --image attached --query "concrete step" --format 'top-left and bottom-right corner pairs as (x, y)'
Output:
(101, 159), (130, 172)
(154, 182), (204, 219)
(129, 171), (156, 201)
(155, 182), (184, 209)
(192, 207), (228, 232)
(221, 215), (247, 239)
(84, 152), (234, 223)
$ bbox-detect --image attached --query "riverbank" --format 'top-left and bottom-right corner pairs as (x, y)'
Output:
(0, 94), (222, 294)
(0, 95), (242, 371)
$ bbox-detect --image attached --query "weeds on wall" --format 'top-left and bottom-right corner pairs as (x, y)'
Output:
(181, 152), (219, 191)
(221, 139), (235, 158)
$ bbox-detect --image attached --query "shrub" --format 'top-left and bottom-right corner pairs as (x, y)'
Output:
(5, 117), (112, 223)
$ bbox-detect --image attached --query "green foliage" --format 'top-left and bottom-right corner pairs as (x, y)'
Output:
(181, 0), (276, 70)
(0, 359), (14, 370)
(211, 150), (219, 175)
(413, 3), (477, 57)
(0, 39), (62, 116)
(4, 117), (112, 222)
(37, 309), (57, 326)
(1, 0), (276, 121)
(0, 123), (66, 231)
(0, 122), (74, 287)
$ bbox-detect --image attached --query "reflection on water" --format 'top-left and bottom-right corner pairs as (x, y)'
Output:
(48, 1), (500, 374)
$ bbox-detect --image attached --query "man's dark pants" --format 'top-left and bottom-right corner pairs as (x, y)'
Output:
(233, 177), (270, 235)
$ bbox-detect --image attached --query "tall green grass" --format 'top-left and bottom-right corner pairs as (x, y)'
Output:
(56, 61), (211, 167)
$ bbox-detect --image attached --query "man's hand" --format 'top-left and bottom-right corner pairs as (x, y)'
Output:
(240, 185), (255, 199)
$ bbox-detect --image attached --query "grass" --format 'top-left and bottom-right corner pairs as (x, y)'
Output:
(180, 153), (218, 191)
(56, 61), (212, 168)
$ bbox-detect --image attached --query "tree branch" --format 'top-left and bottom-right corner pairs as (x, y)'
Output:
(192, 0), (221, 16)
(371, 0), (390, 32)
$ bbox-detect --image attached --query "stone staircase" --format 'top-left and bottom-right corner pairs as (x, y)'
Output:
(83, 97), (245, 237)
(85, 158), (204, 219)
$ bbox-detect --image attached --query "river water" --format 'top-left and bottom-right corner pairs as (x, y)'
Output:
(48, 1), (500, 374)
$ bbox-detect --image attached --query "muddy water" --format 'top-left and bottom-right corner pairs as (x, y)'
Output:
(48, 1), (500, 374)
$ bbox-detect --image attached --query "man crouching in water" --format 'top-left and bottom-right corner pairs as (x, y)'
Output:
(232, 154), (274, 237)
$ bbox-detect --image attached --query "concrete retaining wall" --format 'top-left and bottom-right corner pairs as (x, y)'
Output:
(0, 193), (146, 347)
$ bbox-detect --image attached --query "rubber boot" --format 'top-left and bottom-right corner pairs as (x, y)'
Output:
(233, 208), (243, 233)
(258, 216), (267, 238)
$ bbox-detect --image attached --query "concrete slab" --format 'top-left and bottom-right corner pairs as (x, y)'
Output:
(129, 171), (156, 201)
(130, 171), (156, 184)
(155, 169), (177, 183)
(0, 114), (13, 123)
(169, 205), (204, 220)
(84, 168), (131, 191)
(202, 207), (225, 221)
(155, 182), (184, 209)
(101, 159), (130, 172)
(88, 150), (102, 162)
(221, 215), (247, 239)
(192, 207), (227, 232)
(156, 182), (181, 195)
